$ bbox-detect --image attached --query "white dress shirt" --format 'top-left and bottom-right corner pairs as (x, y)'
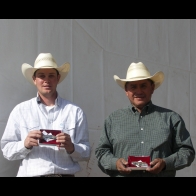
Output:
(1, 93), (90, 177)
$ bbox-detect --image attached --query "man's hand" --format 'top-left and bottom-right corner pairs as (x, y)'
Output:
(146, 158), (166, 174)
(56, 132), (74, 154)
(116, 158), (132, 174)
(24, 130), (42, 149)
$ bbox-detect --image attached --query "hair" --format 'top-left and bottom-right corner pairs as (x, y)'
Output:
(147, 79), (154, 85)
(125, 79), (154, 90)
(33, 68), (59, 77)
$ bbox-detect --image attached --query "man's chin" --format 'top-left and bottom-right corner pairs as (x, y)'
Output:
(41, 91), (52, 96)
(134, 101), (146, 108)
(43, 89), (51, 92)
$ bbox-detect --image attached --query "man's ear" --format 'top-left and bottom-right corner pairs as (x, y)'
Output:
(32, 76), (36, 85)
(124, 83), (129, 96)
(57, 74), (61, 82)
(151, 83), (155, 94)
(125, 89), (128, 97)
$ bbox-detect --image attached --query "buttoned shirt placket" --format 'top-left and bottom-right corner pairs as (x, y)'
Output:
(37, 97), (59, 130)
(132, 105), (150, 157)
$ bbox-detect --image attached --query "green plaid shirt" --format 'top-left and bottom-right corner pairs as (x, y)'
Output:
(95, 101), (195, 177)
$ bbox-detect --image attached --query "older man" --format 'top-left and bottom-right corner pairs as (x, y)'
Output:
(95, 62), (195, 177)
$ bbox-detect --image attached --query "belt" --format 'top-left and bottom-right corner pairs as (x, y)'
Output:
(40, 174), (75, 177)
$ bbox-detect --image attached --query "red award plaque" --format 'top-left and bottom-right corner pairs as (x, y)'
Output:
(128, 156), (151, 170)
(39, 129), (61, 145)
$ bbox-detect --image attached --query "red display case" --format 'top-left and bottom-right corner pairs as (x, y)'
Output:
(128, 156), (151, 170)
(39, 129), (61, 145)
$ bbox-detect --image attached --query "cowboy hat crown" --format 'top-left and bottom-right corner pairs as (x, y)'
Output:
(113, 62), (164, 89)
(21, 53), (70, 85)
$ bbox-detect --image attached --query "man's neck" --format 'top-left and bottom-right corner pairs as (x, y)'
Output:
(38, 92), (57, 106)
(131, 101), (151, 113)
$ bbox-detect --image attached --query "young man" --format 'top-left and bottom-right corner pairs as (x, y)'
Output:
(1, 53), (90, 177)
(95, 62), (195, 177)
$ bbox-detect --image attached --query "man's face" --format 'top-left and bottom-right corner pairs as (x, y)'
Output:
(125, 79), (155, 111)
(32, 68), (60, 97)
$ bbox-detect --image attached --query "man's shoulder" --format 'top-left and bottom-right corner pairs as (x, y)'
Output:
(14, 97), (36, 109)
(107, 107), (129, 118)
(152, 104), (182, 119)
(60, 98), (83, 111)
(153, 104), (176, 114)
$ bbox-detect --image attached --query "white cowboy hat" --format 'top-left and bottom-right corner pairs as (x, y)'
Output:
(21, 53), (70, 85)
(113, 62), (164, 90)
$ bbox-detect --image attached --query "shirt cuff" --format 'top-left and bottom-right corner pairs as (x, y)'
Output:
(111, 158), (119, 171)
(18, 141), (32, 156)
(68, 143), (90, 162)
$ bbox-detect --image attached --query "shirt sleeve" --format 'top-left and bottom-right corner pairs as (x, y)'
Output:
(69, 108), (91, 162)
(95, 116), (118, 175)
(1, 106), (32, 160)
(163, 113), (195, 170)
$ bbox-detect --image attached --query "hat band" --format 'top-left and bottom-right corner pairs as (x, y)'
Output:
(35, 57), (56, 65)
(127, 75), (150, 80)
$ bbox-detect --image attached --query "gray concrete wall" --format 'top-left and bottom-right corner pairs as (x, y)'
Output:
(0, 19), (195, 177)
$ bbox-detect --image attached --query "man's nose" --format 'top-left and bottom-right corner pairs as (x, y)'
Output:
(135, 87), (142, 93)
(43, 76), (50, 82)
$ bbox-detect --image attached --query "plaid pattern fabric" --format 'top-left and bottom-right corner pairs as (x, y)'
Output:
(95, 101), (195, 177)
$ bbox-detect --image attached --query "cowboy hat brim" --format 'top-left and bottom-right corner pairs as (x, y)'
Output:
(114, 71), (164, 90)
(22, 62), (70, 85)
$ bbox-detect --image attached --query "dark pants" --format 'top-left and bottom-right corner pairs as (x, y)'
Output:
(40, 174), (75, 177)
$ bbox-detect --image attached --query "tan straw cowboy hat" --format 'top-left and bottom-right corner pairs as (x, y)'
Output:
(21, 53), (70, 85)
(113, 62), (164, 90)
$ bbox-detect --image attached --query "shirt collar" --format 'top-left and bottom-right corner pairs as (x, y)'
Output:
(130, 100), (153, 114)
(36, 93), (41, 104)
(36, 92), (61, 107)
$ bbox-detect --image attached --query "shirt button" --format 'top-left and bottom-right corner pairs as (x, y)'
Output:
(141, 141), (144, 144)
(141, 128), (143, 130)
